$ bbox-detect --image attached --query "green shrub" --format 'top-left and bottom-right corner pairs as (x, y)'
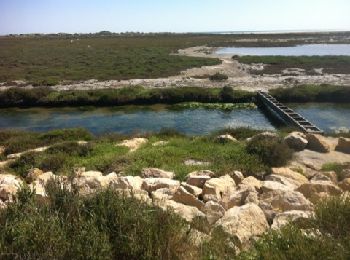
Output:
(220, 86), (235, 102)
(246, 134), (292, 168)
(209, 73), (228, 81)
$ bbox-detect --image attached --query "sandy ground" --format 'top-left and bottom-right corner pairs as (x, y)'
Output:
(1, 46), (350, 92)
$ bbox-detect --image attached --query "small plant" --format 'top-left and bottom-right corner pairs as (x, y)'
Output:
(209, 73), (228, 81)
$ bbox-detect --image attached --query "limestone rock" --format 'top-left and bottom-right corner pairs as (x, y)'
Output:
(230, 171), (244, 185)
(80, 171), (103, 178)
(271, 168), (308, 186)
(203, 201), (226, 225)
(141, 168), (174, 179)
(222, 187), (258, 210)
(151, 188), (174, 203)
(311, 172), (337, 183)
(181, 182), (202, 197)
(306, 134), (331, 153)
(215, 203), (269, 249)
(172, 186), (205, 210)
(202, 175), (236, 202)
(265, 175), (299, 190)
(116, 138), (148, 152)
(261, 181), (294, 193)
(0, 174), (23, 187)
(297, 181), (342, 203)
(186, 170), (214, 188)
(339, 178), (350, 191)
(271, 210), (313, 229)
(336, 137), (350, 154)
(240, 176), (262, 191)
(284, 132), (308, 151)
(159, 199), (206, 222)
(26, 168), (44, 183)
(111, 175), (143, 191)
(142, 178), (180, 193)
(259, 190), (313, 212)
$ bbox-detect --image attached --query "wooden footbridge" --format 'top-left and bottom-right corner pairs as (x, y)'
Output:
(257, 91), (323, 134)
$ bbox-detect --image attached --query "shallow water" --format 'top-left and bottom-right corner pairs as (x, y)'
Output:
(0, 105), (275, 135)
(0, 103), (348, 135)
(216, 44), (350, 56)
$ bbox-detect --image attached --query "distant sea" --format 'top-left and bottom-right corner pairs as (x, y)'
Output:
(201, 30), (347, 35)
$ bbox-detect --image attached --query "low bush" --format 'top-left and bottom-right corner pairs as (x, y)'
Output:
(209, 73), (229, 81)
(246, 134), (293, 168)
(220, 86), (235, 102)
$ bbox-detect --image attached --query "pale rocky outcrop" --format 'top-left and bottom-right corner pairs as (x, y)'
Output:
(230, 171), (244, 185)
(222, 186), (258, 210)
(159, 199), (206, 222)
(271, 210), (313, 229)
(215, 203), (269, 249)
(265, 175), (299, 190)
(271, 168), (308, 186)
(306, 134), (331, 153)
(202, 175), (236, 202)
(240, 176), (262, 191)
(110, 175), (143, 191)
(26, 168), (44, 183)
(284, 132), (308, 151)
(311, 172), (337, 183)
(116, 138), (148, 152)
(339, 178), (350, 191)
(261, 181), (294, 193)
(142, 178), (180, 193)
(336, 137), (350, 154)
(141, 168), (174, 179)
(181, 182), (202, 197)
(297, 181), (342, 203)
(203, 201), (226, 225)
(0, 174), (23, 201)
(172, 186), (205, 210)
(186, 170), (214, 188)
(259, 189), (313, 213)
(151, 188), (174, 203)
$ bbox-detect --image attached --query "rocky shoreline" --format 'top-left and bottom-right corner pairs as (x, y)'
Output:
(1, 132), (350, 250)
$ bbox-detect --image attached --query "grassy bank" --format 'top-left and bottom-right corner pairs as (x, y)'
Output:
(238, 55), (350, 75)
(0, 86), (254, 108)
(270, 84), (350, 103)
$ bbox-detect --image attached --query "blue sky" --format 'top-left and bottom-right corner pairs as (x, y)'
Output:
(0, 0), (349, 34)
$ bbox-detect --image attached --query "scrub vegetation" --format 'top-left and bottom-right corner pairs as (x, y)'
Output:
(237, 55), (350, 75)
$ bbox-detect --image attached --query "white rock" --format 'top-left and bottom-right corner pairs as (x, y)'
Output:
(141, 168), (174, 179)
(297, 181), (342, 203)
(284, 132), (308, 151)
(110, 175), (143, 191)
(215, 203), (269, 249)
(116, 138), (148, 152)
(203, 201), (226, 225)
(202, 175), (236, 202)
(271, 210), (313, 229)
(172, 186), (205, 210)
(306, 134), (331, 153)
(142, 178), (180, 193)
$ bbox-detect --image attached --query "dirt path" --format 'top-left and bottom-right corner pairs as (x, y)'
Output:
(2, 46), (350, 92)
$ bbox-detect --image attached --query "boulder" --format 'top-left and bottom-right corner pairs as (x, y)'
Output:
(80, 171), (103, 178)
(181, 182), (202, 197)
(159, 199), (206, 222)
(230, 171), (244, 185)
(284, 132), (308, 151)
(141, 168), (174, 179)
(339, 178), (350, 191)
(306, 134), (331, 153)
(151, 188), (174, 203)
(142, 178), (180, 193)
(297, 181), (342, 203)
(116, 138), (148, 152)
(186, 170), (214, 188)
(271, 168), (308, 186)
(115, 189), (151, 203)
(311, 172), (337, 183)
(216, 134), (237, 143)
(261, 181), (294, 193)
(0, 174), (23, 187)
(240, 176), (262, 191)
(222, 187), (258, 210)
(336, 137), (350, 154)
(111, 175), (143, 191)
(172, 186), (205, 210)
(202, 175), (236, 202)
(271, 210), (313, 229)
(203, 201), (226, 225)
(215, 203), (269, 249)
(259, 189), (313, 213)
(265, 175), (299, 190)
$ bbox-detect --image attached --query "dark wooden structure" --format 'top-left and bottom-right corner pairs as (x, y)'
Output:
(257, 91), (323, 134)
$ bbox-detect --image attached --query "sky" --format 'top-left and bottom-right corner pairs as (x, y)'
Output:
(0, 0), (349, 35)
